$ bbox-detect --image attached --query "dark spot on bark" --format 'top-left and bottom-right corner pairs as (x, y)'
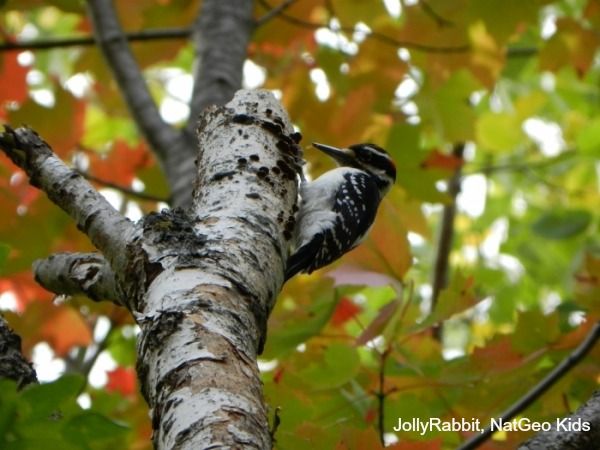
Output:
(260, 120), (282, 136)
(276, 140), (290, 153)
(211, 170), (237, 182)
(243, 134), (249, 139)
(290, 131), (302, 143)
(250, 154), (259, 162)
(246, 192), (260, 199)
(272, 166), (281, 175)
(284, 230), (292, 240)
(237, 129), (243, 136)
(238, 157), (247, 166)
(81, 210), (100, 233)
(257, 166), (269, 178)
(265, 108), (272, 116)
(276, 159), (296, 180)
(232, 113), (255, 125)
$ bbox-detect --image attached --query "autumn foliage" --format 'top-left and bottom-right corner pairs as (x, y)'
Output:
(1, 1), (599, 449)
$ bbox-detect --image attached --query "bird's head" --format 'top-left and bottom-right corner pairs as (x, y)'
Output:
(313, 142), (396, 194)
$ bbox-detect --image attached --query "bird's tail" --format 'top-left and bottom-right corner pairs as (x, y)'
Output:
(284, 234), (324, 282)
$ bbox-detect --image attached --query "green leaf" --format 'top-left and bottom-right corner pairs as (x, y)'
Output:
(415, 271), (480, 331)
(301, 343), (360, 389)
(64, 412), (129, 449)
(476, 112), (524, 152)
(0, 242), (9, 271)
(531, 209), (592, 239)
(386, 123), (423, 167)
(106, 329), (137, 366)
(263, 281), (336, 358)
(418, 69), (480, 142)
(20, 374), (85, 420)
(576, 117), (600, 155)
(0, 379), (19, 442)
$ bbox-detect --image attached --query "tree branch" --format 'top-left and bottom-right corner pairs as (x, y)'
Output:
(33, 252), (121, 304)
(257, 0), (470, 53)
(80, 171), (168, 203)
(86, 0), (195, 208)
(459, 321), (600, 450)
(255, 0), (296, 27)
(419, 0), (454, 27)
(430, 143), (465, 340)
(0, 126), (134, 270)
(185, 0), (255, 137)
(0, 27), (191, 52)
(0, 315), (37, 388)
(518, 390), (600, 449)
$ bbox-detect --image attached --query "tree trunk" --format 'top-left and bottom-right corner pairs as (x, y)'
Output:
(0, 89), (302, 449)
(130, 90), (300, 448)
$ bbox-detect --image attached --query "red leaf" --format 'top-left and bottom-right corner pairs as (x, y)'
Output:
(106, 366), (137, 396)
(0, 272), (53, 311)
(331, 297), (362, 327)
(89, 140), (152, 186)
(421, 149), (464, 171)
(364, 408), (377, 423)
(273, 366), (285, 384)
(0, 52), (29, 107)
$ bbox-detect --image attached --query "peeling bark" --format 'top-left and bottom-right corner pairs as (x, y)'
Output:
(33, 252), (120, 303)
(127, 90), (300, 449)
(0, 315), (37, 388)
(0, 89), (300, 449)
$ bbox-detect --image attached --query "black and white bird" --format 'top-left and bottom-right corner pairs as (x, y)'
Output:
(285, 142), (396, 281)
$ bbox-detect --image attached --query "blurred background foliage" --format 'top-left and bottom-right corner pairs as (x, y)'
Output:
(0, 0), (599, 448)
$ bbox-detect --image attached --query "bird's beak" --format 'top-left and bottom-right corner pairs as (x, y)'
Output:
(312, 143), (355, 165)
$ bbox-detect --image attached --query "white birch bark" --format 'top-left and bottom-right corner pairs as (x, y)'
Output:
(1, 89), (301, 449)
(128, 89), (301, 449)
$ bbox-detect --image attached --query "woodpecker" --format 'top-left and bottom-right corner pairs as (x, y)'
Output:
(285, 142), (396, 281)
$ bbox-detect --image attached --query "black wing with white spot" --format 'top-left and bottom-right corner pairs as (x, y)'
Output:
(309, 171), (380, 273)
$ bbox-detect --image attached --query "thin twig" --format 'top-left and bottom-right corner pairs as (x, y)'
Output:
(0, 27), (191, 52)
(458, 321), (600, 450)
(257, 0), (470, 54)
(420, 0), (454, 27)
(86, 0), (195, 208)
(466, 151), (577, 175)
(255, 0), (296, 27)
(430, 143), (465, 340)
(80, 171), (168, 203)
(377, 349), (389, 445)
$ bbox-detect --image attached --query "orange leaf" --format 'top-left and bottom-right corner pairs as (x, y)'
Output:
(0, 52), (29, 106)
(0, 272), (53, 311)
(421, 149), (464, 171)
(331, 297), (362, 327)
(89, 140), (152, 186)
(40, 306), (92, 356)
(106, 366), (137, 396)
